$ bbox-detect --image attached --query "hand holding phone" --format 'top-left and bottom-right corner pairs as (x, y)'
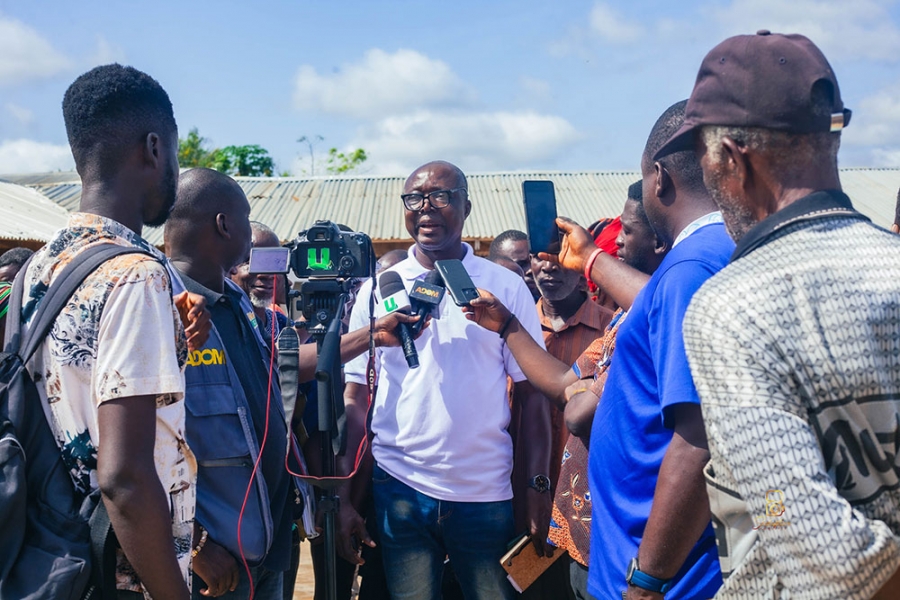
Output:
(522, 180), (562, 255)
(434, 259), (480, 306)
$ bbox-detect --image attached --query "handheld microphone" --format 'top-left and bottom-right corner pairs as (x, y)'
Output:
(377, 271), (419, 369)
(408, 270), (445, 336)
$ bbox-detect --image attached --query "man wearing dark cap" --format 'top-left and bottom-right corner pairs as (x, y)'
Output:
(662, 31), (900, 598)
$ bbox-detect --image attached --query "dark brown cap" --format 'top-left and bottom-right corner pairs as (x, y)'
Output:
(654, 31), (851, 159)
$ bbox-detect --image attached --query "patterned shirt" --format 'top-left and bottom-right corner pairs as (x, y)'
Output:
(0, 281), (11, 319)
(20, 213), (196, 596)
(684, 190), (900, 599)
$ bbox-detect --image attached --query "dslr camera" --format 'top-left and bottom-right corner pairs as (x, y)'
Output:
(289, 220), (374, 279)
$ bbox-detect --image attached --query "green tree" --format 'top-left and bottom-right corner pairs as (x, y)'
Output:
(179, 128), (277, 176)
(178, 127), (214, 168)
(209, 145), (275, 177)
(297, 134), (324, 176)
(325, 147), (368, 175)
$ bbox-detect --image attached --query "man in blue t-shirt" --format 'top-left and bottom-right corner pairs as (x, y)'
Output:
(586, 101), (733, 599)
(463, 102), (732, 599)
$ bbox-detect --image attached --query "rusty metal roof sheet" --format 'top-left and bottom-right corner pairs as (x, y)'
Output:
(0, 180), (70, 242)
(6, 168), (899, 246)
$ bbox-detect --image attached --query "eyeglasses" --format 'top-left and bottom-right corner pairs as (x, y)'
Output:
(400, 188), (467, 212)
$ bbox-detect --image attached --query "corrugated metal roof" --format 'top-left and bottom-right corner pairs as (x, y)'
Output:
(835, 168), (900, 228)
(6, 168), (900, 247)
(0, 180), (70, 242)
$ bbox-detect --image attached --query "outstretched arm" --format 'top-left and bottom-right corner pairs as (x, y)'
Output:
(297, 312), (425, 382)
(463, 289), (577, 404)
(539, 217), (649, 310)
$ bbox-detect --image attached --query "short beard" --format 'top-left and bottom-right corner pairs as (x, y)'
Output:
(145, 167), (178, 228)
(248, 292), (272, 309)
(624, 253), (651, 276)
(536, 280), (582, 303)
(703, 166), (757, 243)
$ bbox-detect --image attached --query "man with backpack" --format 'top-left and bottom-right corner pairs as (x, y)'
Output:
(5, 64), (203, 600)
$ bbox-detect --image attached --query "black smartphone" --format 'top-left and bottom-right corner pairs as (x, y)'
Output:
(434, 259), (480, 306)
(522, 180), (561, 254)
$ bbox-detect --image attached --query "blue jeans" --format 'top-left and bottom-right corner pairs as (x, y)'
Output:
(569, 558), (597, 600)
(372, 464), (516, 600)
(192, 563), (283, 600)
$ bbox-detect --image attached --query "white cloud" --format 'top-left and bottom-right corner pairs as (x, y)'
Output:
(842, 80), (900, 166)
(0, 14), (71, 85)
(5, 103), (34, 126)
(0, 139), (74, 174)
(293, 48), (477, 118)
(88, 35), (126, 66)
(345, 109), (583, 176)
(871, 148), (900, 166)
(520, 76), (552, 99)
(845, 82), (900, 146)
(589, 3), (645, 44)
(712, 0), (900, 62)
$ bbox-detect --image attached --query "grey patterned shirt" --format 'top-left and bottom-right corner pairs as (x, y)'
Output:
(684, 190), (900, 599)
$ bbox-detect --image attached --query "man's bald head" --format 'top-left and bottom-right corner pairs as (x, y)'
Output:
(402, 160), (471, 265)
(169, 168), (247, 225)
(250, 220), (280, 247)
(165, 168), (252, 273)
(404, 160), (467, 191)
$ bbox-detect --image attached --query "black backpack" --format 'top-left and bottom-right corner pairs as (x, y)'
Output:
(0, 244), (150, 600)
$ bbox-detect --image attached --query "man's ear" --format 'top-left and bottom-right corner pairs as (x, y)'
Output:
(464, 199), (472, 219)
(653, 235), (669, 255)
(215, 213), (230, 239)
(654, 162), (673, 202)
(720, 136), (751, 189)
(143, 132), (161, 168)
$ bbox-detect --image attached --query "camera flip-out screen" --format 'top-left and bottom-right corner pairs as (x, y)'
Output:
(247, 247), (290, 274)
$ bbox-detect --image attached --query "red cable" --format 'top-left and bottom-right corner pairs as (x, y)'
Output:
(235, 287), (278, 599)
(284, 291), (377, 484)
(234, 280), (377, 597)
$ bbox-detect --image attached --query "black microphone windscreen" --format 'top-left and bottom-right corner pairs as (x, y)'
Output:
(378, 270), (406, 297)
(424, 268), (444, 287)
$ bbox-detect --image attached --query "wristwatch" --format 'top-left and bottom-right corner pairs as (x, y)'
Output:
(528, 474), (551, 493)
(626, 557), (673, 594)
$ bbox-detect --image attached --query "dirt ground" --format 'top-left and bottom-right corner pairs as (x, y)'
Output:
(292, 541), (317, 599)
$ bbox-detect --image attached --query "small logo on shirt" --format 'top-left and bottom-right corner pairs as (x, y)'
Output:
(186, 348), (226, 366)
(752, 489), (791, 530)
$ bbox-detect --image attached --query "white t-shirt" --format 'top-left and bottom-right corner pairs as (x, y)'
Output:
(345, 244), (545, 502)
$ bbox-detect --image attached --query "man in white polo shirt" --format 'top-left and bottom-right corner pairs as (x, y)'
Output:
(339, 160), (551, 599)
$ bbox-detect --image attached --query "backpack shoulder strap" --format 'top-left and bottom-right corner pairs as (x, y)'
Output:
(13, 244), (154, 364)
(4, 253), (35, 353)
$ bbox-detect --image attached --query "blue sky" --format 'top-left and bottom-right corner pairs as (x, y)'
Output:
(2, 0), (900, 176)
